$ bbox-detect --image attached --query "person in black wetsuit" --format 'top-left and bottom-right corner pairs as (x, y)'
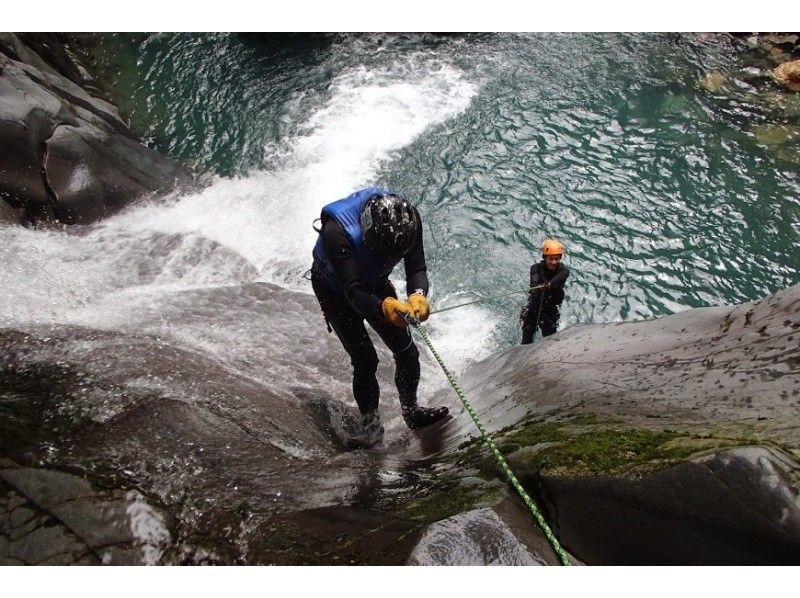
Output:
(520, 239), (570, 345)
(310, 187), (449, 447)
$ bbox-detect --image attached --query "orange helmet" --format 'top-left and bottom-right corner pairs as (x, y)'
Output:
(541, 239), (564, 257)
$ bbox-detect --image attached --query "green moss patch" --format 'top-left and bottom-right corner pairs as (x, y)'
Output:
(454, 414), (771, 478)
(402, 479), (505, 523)
(506, 425), (708, 476)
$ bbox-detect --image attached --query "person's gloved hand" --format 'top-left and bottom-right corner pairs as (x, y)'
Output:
(538, 281), (551, 292)
(407, 293), (430, 322)
(382, 297), (414, 327)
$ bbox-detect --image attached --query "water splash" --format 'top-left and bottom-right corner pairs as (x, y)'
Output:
(125, 490), (171, 565)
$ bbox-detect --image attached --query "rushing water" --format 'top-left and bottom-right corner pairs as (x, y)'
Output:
(4, 32), (800, 367)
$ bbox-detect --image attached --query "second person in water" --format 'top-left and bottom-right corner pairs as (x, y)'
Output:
(520, 239), (570, 344)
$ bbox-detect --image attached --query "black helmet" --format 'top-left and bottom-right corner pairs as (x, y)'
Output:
(360, 193), (418, 260)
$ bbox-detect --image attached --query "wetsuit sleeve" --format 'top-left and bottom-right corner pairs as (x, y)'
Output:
(549, 265), (570, 289)
(403, 208), (429, 296)
(526, 263), (542, 307)
(321, 219), (384, 320)
(548, 265), (568, 306)
(530, 262), (542, 294)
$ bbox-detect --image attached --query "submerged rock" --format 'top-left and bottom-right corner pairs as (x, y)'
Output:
(752, 123), (800, 146)
(698, 71), (728, 93)
(761, 91), (800, 118)
(0, 34), (192, 225)
(773, 59), (800, 92)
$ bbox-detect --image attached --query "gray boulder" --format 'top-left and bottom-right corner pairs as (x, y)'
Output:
(0, 459), (171, 565)
(0, 34), (192, 225)
(445, 283), (800, 564)
(407, 496), (577, 565)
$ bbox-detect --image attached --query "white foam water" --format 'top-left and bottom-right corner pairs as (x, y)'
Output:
(125, 490), (172, 565)
(1, 49), (495, 380)
(98, 54), (478, 285)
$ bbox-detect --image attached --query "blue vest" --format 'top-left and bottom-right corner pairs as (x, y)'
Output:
(312, 187), (400, 291)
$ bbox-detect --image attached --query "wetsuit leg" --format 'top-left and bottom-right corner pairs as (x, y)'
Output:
(313, 281), (380, 414)
(521, 298), (542, 345)
(539, 307), (560, 337)
(369, 319), (419, 407)
(521, 326), (535, 345)
(366, 286), (420, 409)
(366, 286), (449, 430)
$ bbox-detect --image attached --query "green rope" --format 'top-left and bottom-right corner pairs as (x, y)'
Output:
(430, 285), (544, 315)
(405, 316), (571, 566)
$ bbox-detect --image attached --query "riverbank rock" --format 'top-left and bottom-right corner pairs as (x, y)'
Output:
(774, 59), (800, 92)
(0, 33), (192, 225)
(443, 283), (800, 564)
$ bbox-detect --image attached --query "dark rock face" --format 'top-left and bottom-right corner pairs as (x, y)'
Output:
(545, 447), (800, 565)
(0, 33), (192, 225)
(0, 33), (102, 93)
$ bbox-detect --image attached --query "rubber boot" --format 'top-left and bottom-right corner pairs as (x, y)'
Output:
(347, 410), (385, 448)
(402, 404), (450, 430)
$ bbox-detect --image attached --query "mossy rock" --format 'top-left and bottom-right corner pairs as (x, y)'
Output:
(454, 414), (779, 479)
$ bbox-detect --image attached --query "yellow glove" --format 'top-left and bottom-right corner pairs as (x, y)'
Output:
(382, 297), (413, 328)
(407, 293), (430, 322)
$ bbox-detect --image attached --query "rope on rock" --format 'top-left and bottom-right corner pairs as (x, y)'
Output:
(404, 314), (571, 566)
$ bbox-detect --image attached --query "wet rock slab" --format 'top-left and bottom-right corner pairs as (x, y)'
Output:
(444, 284), (800, 564)
(0, 459), (170, 564)
(0, 283), (504, 564)
(1, 282), (799, 564)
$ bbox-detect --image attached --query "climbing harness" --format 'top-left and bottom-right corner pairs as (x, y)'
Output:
(403, 314), (572, 566)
